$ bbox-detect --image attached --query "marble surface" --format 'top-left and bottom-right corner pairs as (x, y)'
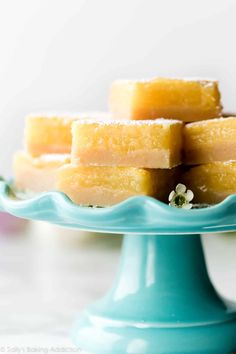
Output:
(0, 221), (235, 353)
(0, 222), (121, 353)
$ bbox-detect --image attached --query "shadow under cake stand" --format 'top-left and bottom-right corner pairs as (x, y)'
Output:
(0, 180), (236, 354)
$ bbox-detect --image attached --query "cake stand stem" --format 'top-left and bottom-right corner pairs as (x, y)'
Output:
(73, 234), (236, 354)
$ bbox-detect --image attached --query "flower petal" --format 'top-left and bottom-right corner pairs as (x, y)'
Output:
(168, 190), (176, 202)
(182, 203), (193, 210)
(176, 183), (186, 194)
(186, 190), (194, 202)
(169, 200), (180, 208)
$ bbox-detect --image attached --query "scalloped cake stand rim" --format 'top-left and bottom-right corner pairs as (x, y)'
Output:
(1, 180), (236, 235)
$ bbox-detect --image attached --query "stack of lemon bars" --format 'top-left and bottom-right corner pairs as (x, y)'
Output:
(13, 77), (236, 206)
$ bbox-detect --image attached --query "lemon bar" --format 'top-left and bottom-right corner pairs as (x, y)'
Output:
(184, 117), (236, 165)
(13, 151), (70, 193)
(109, 78), (222, 122)
(57, 164), (178, 206)
(182, 162), (236, 204)
(25, 112), (108, 156)
(71, 119), (183, 168)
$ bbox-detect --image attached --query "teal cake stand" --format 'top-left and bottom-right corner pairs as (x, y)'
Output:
(0, 180), (236, 353)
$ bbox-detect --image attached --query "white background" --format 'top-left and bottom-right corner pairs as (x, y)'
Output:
(0, 0), (236, 175)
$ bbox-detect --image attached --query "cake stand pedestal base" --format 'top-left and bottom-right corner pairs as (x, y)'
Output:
(73, 234), (236, 354)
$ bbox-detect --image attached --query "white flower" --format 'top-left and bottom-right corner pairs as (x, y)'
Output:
(168, 183), (194, 209)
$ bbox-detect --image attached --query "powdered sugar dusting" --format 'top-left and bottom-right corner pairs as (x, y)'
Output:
(186, 116), (236, 128)
(73, 118), (182, 127)
(35, 154), (70, 163)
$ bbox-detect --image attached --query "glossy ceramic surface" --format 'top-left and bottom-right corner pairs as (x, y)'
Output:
(0, 180), (236, 353)
(73, 234), (236, 354)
